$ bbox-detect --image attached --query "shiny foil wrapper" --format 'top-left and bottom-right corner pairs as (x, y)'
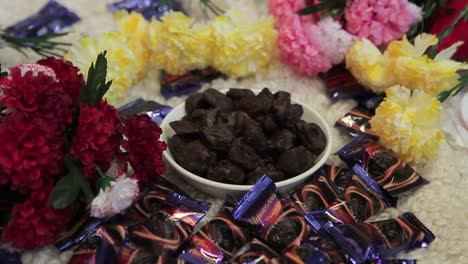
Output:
(342, 165), (396, 223)
(161, 68), (223, 99)
(323, 66), (384, 111)
(197, 198), (251, 258)
(4, 0), (80, 38)
(108, 0), (183, 21)
(65, 182), (210, 264)
(290, 170), (341, 213)
(177, 235), (226, 264)
(337, 136), (428, 196)
(233, 176), (313, 254)
(317, 212), (435, 261)
(335, 107), (379, 139)
(118, 98), (173, 125)
(233, 238), (288, 264)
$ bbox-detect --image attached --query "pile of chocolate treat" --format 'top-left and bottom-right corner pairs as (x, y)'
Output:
(168, 88), (327, 185)
(58, 133), (433, 263)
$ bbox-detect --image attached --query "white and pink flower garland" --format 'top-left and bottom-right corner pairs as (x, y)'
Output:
(269, 0), (422, 76)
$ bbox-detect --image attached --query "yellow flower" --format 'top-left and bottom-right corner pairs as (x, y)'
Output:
(115, 11), (150, 48)
(65, 32), (150, 103)
(148, 12), (214, 75)
(370, 85), (444, 163)
(385, 34), (467, 95)
(345, 39), (395, 93)
(211, 9), (277, 78)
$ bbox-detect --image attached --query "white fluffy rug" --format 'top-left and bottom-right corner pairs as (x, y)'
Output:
(1, 1), (468, 263)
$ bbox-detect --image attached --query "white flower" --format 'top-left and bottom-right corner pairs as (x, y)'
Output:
(91, 177), (139, 218)
(442, 87), (468, 148)
(307, 17), (356, 65)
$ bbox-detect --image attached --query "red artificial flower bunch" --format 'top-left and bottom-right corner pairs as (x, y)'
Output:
(0, 52), (166, 250)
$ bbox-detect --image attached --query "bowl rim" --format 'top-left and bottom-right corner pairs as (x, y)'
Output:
(160, 89), (333, 191)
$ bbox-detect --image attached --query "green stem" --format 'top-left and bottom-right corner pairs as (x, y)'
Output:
(437, 74), (468, 102)
(427, 6), (468, 58)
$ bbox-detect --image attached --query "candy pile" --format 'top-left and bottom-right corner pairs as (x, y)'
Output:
(168, 88), (327, 185)
(58, 149), (433, 263)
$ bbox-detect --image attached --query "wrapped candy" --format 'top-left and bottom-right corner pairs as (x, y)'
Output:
(108, 0), (183, 21)
(177, 235), (226, 264)
(4, 0), (80, 38)
(161, 68), (223, 99)
(323, 66), (384, 111)
(335, 107), (379, 139)
(307, 212), (435, 261)
(233, 176), (313, 253)
(118, 98), (173, 125)
(337, 136), (428, 196)
(64, 183), (211, 263)
(232, 238), (287, 264)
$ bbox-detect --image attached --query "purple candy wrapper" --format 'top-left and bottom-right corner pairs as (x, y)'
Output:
(369, 260), (417, 264)
(306, 212), (434, 262)
(118, 98), (172, 125)
(323, 66), (384, 111)
(233, 176), (313, 253)
(177, 235), (226, 264)
(337, 136), (428, 196)
(0, 248), (21, 264)
(232, 238), (287, 264)
(4, 0), (80, 38)
(161, 68), (223, 99)
(108, 0), (183, 21)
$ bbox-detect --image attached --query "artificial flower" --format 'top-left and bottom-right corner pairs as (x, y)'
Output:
(0, 64), (75, 131)
(90, 176), (139, 218)
(0, 112), (65, 192)
(65, 31), (149, 103)
(307, 17), (355, 65)
(344, 0), (422, 46)
(370, 85), (444, 163)
(123, 114), (166, 187)
(37, 57), (84, 102)
(345, 38), (394, 93)
(1, 184), (72, 249)
(211, 9), (277, 78)
(71, 101), (122, 178)
(385, 34), (468, 95)
(114, 10), (150, 49)
(149, 12), (214, 75)
(430, 0), (468, 60)
(278, 14), (332, 76)
(268, 0), (308, 26)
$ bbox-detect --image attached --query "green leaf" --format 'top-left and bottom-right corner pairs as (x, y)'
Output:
(437, 74), (468, 102)
(79, 51), (112, 106)
(0, 32), (70, 58)
(99, 175), (116, 191)
(427, 6), (468, 58)
(78, 176), (94, 203)
(297, 3), (328, 15)
(48, 173), (81, 209)
(0, 64), (7, 78)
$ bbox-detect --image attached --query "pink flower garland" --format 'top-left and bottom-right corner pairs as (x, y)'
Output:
(345, 0), (422, 46)
(278, 15), (333, 75)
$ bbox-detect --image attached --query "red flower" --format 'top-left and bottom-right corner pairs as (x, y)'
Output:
(1, 184), (72, 250)
(122, 114), (166, 187)
(71, 101), (122, 177)
(0, 112), (65, 192)
(0, 65), (75, 131)
(430, 0), (468, 60)
(37, 57), (84, 102)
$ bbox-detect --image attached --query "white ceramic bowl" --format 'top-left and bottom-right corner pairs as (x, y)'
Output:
(161, 89), (332, 197)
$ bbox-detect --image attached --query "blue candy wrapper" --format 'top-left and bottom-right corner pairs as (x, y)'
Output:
(4, 0), (80, 38)
(107, 0), (183, 21)
(118, 98), (172, 125)
(0, 248), (21, 264)
(161, 68), (223, 99)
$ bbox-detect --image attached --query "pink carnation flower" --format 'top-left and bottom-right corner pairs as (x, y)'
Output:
(345, 0), (422, 46)
(278, 14), (332, 76)
(268, 0), (320, 26)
